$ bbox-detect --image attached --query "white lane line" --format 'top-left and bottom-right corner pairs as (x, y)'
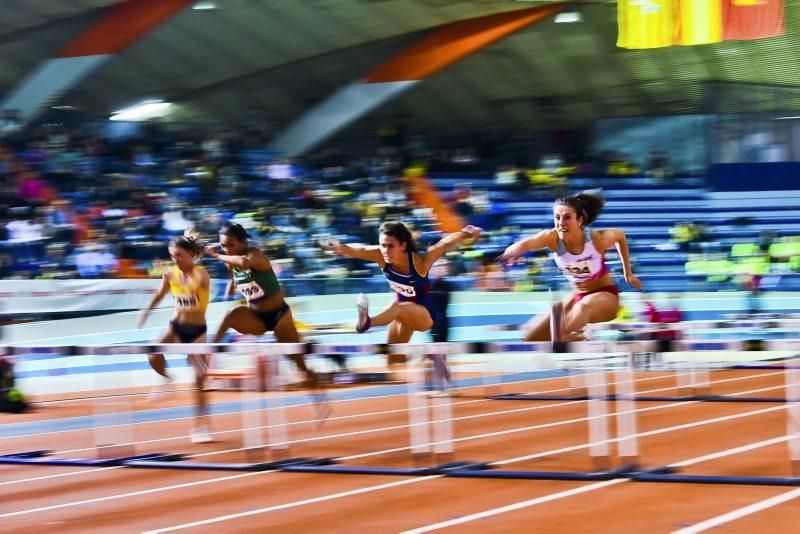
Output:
(0, 471), (268, 518)
(403, 380), (787, 466)
(0, 466), (125, 487)
(8, 379), (786, 523)
(672, 487), (800, 534)
(61, 370), (775, 461)
(144, 402), (794, 533)
(0, 374), (588, 486)
(400, 480), (627, 534)
(6, 365), (772, 444)
(0, 374), (588, 487)
(1, 370), (776, 488)
(1, 370), (579, 443)
(142, 477), (434, 533)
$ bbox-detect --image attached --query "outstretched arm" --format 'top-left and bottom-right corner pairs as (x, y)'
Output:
(596, 228), (642, 290)
(420, 225), (482, 274)
(497, 229), (557, 265)
(138, 274), (171, 328)
(205, 246), (270, 271)
(319, 239), (384, 264)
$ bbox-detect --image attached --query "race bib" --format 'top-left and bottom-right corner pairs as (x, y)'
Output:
(388, 279), (416, 297)
(175, 294), (199, 310)
(561, 259), (594, 279)
(237, 281), (265, 301)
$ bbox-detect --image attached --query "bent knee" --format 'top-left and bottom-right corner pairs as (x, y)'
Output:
(224, 306), (248, 319)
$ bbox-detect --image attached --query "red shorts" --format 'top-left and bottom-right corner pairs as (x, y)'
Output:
(573, 285), (621, 303)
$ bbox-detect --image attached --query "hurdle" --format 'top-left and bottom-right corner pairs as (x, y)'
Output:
(0, 343), (326, 472)
(106, 342), (332, 472)
(440, 340), (639, 481)
(8, 340), (800, 481)
(488, 341), (659, 404)
(488, 339), (799, 404)
(0, 344), (173, 468)
(631, 351), (800, 486)
(587, 317), (800, 335)
(0, 340), (676, 479)
(282, 342), (490, 476)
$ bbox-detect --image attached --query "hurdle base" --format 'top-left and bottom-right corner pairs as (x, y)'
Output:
(630, 466), (800, 486)
(0, 451), (175, 468)
(121, 456), (333, 472)
(732, 364), (788, 370)
(491, 393), (590, 401)
(281, 459), (491, 477)
(322, 371), (392, 386)
(492, 393), (788, 404)
(444, 463), (639, 481)
(630, 394), (787, 403)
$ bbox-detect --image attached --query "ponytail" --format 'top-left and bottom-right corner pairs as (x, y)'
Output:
(170, 229), (204, 258)
(555, 190), (606, 227)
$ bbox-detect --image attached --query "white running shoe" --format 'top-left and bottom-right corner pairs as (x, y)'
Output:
(355, 293), (371, 333)
(190, 426), (213, 444)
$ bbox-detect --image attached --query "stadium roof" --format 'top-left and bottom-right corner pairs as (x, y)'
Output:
(2, 0), (800, 138)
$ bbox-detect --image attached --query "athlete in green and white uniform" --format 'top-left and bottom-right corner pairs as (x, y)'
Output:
(205, 222), (315, 384)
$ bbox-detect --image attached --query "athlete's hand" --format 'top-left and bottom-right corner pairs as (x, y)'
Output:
(497, 243), (525, 265)
(461, 225), (483, 240)
(625, 274), (643, 290)
(203, 245), (219, 258)
(318, 239), (341, 254)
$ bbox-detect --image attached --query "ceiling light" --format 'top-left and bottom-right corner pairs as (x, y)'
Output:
(192, 1), (217, 10)
(555, 10), (582, 23)
(110, 100), (171, 122)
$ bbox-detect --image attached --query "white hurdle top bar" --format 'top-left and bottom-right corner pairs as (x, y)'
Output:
(3, 339), (800, 357)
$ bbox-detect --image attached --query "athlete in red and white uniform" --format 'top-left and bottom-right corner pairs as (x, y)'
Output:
(499, 191), (642, 341)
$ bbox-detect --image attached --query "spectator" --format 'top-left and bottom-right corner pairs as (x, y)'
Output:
(74, 243), (118, 278)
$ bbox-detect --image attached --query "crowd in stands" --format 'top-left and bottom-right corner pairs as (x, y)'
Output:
(4, 124), (797, 296)
(0, 127), (527, 287)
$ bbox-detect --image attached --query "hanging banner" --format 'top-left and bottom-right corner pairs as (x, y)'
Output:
(723, 0), (784, 41)
(617, 0), (674, 49)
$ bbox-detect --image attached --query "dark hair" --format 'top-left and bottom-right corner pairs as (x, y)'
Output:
(554, 191), (606, 227)
(219, 222), (249, 242)
(170, 229), (204, 259)
(379, 222), (416, 253)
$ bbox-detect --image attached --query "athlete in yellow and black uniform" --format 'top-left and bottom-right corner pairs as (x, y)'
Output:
(139, 232), (213, 443)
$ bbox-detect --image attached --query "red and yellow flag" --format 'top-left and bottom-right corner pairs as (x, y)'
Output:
(618, 0), (784, 48)
(723, 0), (784, 41)
(617, 0), (674, 49)
(674, 0), (722, 45)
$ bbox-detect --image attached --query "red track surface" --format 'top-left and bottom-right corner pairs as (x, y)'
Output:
(3, 368), (799, 533)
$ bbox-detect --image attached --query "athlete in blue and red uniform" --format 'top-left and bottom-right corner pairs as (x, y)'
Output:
(322, 222), (480, 369)
(499, 191), (642, 341)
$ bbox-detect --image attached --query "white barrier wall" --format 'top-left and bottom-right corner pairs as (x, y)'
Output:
(0, 279), (164, 314)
